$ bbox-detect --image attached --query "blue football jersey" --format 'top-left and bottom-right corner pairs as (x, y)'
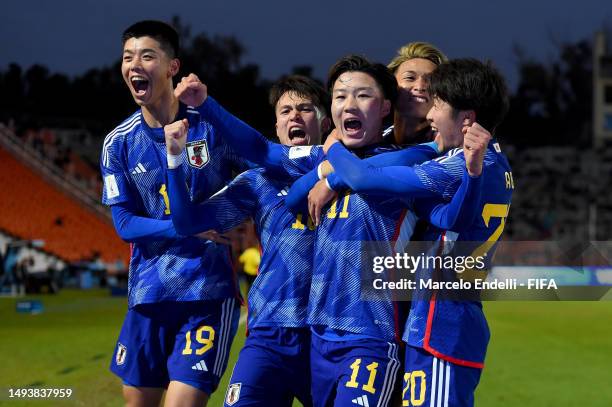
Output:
(308, 146), (420, 343)
(167, 167), (317, 329)
(100, 104), (247, 308)
(404, 141), (513, 367)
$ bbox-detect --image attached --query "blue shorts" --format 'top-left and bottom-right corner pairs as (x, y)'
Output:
(310, 334), (402, 407)
(402, 346), (482, 407)
(224, 326), (312, 407)
(110, 298), (239, 395)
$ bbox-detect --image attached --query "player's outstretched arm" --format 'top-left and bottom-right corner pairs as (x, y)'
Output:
(111, 203), (179, 243)
(179, 83), (283, 174)
(326, 142), (437, 198)
(285, 143), (439, 214)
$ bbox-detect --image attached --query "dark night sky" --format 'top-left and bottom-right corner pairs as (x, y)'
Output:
(1, 0), (610, 89)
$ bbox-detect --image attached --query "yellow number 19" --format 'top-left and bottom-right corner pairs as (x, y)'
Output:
(182, 326), (215, 356)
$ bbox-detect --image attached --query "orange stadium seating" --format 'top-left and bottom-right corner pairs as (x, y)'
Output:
(0, 146), (129, 264)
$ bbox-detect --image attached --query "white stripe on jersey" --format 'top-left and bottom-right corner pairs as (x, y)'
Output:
(377, 343), (400, 407)
(444, 362), (451, 407)
(437, 358), (445, 407)
(393, 211), (418, 253)
(430, 357), (438, 407)
(102, 113), (142, 166)
(214, 298), (235, 376)
(435, 148), (462, 164)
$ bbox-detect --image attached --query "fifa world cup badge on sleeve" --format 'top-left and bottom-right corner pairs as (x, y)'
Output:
(225, 383), (241, 406)
(104, 174), (119, 199)
(115, 343), (127, 366)
(186, 140), (210, 169)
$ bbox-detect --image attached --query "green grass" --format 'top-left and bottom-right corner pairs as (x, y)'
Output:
(0, 290), (610, 406)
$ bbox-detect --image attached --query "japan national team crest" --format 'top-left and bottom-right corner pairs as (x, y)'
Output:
(225, 383), (241, 406)
(186, 140), (210, 169)
(116, 343), (127, 366)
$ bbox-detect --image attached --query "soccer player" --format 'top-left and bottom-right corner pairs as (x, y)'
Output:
(100, 20), (245, 407)
(320, 58), (513, 407)
(291, 42), (447, 219)
(386, 41), (447, 145)
(184, 55), (485, 407)
(164, 75), (331, 407)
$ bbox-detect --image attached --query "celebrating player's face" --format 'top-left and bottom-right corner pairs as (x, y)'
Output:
(394, 58), (437, 119)
(275, 91), (323, 146)
(426, 97), (466, 151)
(121, 36), (178, 107)
(331, 71), (391, 148)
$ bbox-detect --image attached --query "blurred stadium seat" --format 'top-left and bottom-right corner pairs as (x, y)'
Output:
(0, 145), (128, 264)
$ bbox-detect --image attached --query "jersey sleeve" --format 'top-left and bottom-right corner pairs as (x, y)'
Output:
(100, 139), (132, 206)
(287, 143), (439, 208)
(326, 142), (439, 190)
(199, 96), (322, 177)
(111, 203), (179, 243)
(414, 170), (483, 231)
(412, 150), (465, 201)
(167, 167), (257, 235)
(326, 142), (444, 198)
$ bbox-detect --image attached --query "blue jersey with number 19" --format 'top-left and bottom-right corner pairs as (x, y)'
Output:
(100, 103), (246, 308)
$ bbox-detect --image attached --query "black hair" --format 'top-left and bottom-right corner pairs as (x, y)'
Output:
(122, 20), (180, 59)
(428, 58), (509, 133)
(326, 55), (398, 109)
(269, 75), (330, 118)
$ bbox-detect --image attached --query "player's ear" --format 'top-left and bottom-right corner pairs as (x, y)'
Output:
(381, 99), (391, 118)
(169, 58), (180, 77)
(320, 117), (332, 135)
(462, 110), (476, 126)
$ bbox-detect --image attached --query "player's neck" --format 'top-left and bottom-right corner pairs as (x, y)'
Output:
(394, 112), (430, 144)
(141, 90), (179, 128)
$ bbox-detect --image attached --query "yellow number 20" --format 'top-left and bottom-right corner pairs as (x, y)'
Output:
(402, 370), (426, 406)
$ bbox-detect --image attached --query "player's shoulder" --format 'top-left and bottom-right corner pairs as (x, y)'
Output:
(101, 111), (143, 165)
(483, 141), (512, 171)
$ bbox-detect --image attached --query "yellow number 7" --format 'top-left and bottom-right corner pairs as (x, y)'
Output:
(471, 203), (510, 258)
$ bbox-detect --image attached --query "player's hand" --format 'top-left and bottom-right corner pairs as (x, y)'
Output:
(195, 229), (231, 245)
(175, 73), (208, 107)
(165, 118), (189, 156)
(318, 160), (334, 178)
(463, 122), (491, 177)
(322, 128), (341, 154)
(308, 179), (337, 226)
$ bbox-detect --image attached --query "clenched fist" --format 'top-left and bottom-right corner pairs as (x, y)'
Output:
(462, 122), (491, 177)
(175, 73), (208, 107)
(165, 118), (189, 156)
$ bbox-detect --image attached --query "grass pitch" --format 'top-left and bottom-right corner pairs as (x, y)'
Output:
(0, 289), (610, 406)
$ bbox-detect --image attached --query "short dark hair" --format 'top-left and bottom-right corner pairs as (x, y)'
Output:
(269, 75), (330, 117)
(122, 20), (180, 59)
(326, 55), (398, 108)
(428, 58), (509, 133)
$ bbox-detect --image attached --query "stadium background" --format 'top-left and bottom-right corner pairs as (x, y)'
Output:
(1, 3), (612, 406)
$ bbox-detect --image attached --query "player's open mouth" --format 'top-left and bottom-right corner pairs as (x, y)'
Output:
(289, 128), (308, 145)
(343, 118), (363, 136)
(289, 128), (306, 139)
(131, 76), (149, 96)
